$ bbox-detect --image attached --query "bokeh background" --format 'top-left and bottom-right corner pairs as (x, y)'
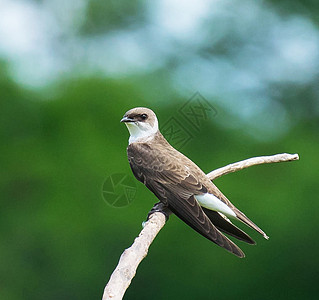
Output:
(1, 0), (318, 299)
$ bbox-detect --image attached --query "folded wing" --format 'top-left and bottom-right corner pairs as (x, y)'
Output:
(128, 143), (246, 257)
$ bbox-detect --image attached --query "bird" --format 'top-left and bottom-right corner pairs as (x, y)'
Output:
(121, 107), (268, 257)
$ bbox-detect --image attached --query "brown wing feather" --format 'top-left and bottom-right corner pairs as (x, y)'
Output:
(202, 208), (256, 244)
(160, 186), (245, 257)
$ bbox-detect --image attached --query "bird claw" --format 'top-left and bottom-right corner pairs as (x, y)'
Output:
(147, 202), (172, 222)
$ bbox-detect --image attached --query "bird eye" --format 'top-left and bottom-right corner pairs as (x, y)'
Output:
(140, 114), (148, 120)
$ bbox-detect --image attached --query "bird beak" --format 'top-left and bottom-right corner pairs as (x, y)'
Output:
(120, 116), (134, 123)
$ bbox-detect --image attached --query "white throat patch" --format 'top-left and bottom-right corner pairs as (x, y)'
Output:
(126, 119), (158, 144)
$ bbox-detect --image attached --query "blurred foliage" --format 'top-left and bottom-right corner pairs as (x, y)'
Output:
(267, 0), (319, 24)
(1, 1), (319, 300)
(80, 0), (146, 34)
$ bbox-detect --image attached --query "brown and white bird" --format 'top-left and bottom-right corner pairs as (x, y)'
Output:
(121, 107), (268, 258)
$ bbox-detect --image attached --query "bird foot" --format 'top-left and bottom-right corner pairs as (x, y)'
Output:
(147, 202), (172, 222)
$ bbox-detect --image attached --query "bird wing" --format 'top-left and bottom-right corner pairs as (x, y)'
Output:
(202, 208), (255, 244)
(127, 142), (245, 257)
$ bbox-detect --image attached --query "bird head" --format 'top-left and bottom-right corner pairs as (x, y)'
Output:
(121, 107), (159, 143)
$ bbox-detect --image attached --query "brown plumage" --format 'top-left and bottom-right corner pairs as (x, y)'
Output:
(121, 107), (268, 258)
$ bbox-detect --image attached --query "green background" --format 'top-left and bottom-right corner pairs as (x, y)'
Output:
(1, 1), (318, 299)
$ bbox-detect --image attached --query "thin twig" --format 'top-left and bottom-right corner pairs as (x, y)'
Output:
(207, 153), (299, 180)
(102, 153), (299, 300)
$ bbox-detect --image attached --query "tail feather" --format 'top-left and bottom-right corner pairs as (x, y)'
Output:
(234, 209), (269, 240)
(202, 208), (256, 244)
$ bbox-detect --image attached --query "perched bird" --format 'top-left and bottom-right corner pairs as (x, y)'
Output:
(121, 107), (268, 257)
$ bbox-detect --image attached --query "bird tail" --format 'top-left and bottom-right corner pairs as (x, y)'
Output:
(202, 208), (256, 244)
(234, 208), (269, 240)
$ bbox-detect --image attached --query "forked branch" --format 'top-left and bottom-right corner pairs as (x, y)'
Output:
(102, 153), (299, 300)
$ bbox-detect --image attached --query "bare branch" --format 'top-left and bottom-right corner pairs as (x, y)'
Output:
(207, 153), (299, 180)
(102, 153), (299, 299)
(102, 212), (166, 300)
